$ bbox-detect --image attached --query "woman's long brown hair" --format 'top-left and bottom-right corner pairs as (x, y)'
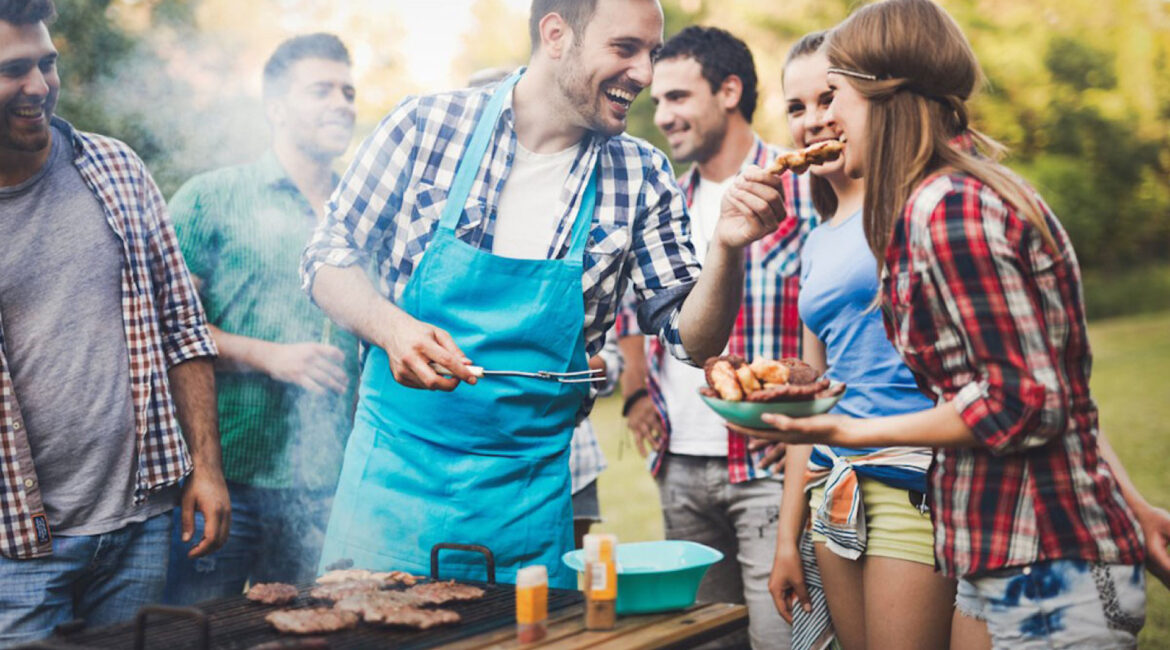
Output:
(825, 0), (1057, 271)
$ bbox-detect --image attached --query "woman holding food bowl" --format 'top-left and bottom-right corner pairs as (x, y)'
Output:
(764, 31), (956, 650)
(733, 0), (1169, 647)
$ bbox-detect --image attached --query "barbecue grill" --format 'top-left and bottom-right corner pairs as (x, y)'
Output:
(22, 544), (584, 650)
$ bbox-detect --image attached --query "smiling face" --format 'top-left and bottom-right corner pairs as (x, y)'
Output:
(555, 0), (663, 137)
(783, 51), (846, 178)
(268, 58), (356, 162)
(823, 71), (870, 179)
(651, 56), (732, 164)
(0, 20), (59, 160)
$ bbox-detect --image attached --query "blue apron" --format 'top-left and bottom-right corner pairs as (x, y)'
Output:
(319, 73), (595, 589)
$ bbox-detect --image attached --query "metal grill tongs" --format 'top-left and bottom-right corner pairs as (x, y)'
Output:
(430, 363), (606, 383)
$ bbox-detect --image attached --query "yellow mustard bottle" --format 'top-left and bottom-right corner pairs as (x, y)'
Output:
(583, 533), (617, 629)
(516, 565), (548, 643)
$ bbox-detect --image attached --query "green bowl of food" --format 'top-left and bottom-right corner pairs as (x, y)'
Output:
(699, 381), (845, 428)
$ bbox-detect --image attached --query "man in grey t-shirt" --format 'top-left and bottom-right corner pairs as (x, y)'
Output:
(0, 2), (229, 645)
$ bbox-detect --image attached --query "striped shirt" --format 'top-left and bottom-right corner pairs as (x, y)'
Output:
(300, 73), (702, 374)
(0, 117), (217, 559)
(881, 165), (1144, 577)
(616, 137), (817, 483)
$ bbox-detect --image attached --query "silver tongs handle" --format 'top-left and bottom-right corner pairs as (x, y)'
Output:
(428, 363), (606, 383)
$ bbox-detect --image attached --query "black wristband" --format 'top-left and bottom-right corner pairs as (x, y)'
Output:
(621, 388), (649, 416)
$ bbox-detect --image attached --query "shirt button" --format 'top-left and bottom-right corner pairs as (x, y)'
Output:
(13, 422), (21, 430)
(23, 478), (34, 488)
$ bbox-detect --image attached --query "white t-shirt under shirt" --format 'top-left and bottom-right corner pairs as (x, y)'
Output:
(660, 174), (736, 457)
(492, 141), (580, 259)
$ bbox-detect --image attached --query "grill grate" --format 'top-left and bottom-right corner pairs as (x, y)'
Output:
(50, 581), (583, 650)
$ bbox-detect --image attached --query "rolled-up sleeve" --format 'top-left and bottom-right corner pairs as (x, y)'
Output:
(140, 157), (217, 367)
(914, 184), (1067, 454)
(628, 150), (701, 364)
(300, 97), (420, 301)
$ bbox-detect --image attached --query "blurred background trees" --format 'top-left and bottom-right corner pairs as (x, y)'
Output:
(51, 0), (1170, 317)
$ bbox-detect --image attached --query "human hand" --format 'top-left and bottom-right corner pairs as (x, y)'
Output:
(749, 438), (787, 471)
(264, 342), (350, 394)
(179, 466), (231, 558)
(728, 413), (854, 446)
(625, 394), (663, 458)
(382, 311), (476, 390)
(1136, 503), (1170, 589)
(714, 166), (786, 250)
(769, 540), (812, 623)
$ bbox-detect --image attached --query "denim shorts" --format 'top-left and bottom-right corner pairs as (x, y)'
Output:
(955, 559), (1145, 649)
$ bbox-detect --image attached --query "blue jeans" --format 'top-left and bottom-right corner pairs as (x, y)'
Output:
(164, 482), (332, 605)
(0, 511), (173, 648)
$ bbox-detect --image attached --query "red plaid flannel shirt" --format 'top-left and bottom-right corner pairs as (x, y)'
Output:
(881, 165), (1144, 577)
(0, 118), (217, 559)
(616, 137), (816, 483)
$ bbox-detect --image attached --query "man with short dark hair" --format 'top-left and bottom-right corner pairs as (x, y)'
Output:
(617, 25), (818, 649)
(164, 33), (361, 604)
(303, 0), (790, 589)
(0, 0), (228, 643)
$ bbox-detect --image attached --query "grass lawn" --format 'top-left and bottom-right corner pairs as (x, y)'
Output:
(587, 310), (1170, 646)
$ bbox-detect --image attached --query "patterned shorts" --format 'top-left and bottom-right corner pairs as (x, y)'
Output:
(955, 559), (1146, 649)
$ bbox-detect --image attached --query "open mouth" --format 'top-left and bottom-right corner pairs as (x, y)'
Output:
(603, 86), (637, 111)
(10, 106), (43, 120)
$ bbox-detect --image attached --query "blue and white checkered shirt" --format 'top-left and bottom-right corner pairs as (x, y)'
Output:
(300, 73), (701, 363)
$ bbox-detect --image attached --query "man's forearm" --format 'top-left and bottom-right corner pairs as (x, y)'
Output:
(618, 336), (648, 398)
(208, 325), (276, 374)
(678, 243), (745, 363)
(1098, 433), (1151, 515)
(311, 265), (399, 350)
(168, 358), (222, 473)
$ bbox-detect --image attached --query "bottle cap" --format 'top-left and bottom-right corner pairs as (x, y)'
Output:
(516, 565), (548, 587)
(583, 533), (617, 562)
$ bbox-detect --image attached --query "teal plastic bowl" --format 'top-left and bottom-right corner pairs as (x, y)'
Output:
(698, 381), (845, 428)
(562, 540), (723, 614)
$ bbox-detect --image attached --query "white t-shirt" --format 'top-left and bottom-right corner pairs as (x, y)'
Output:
(492, 142), (579, 259)
(661, 174), (736, 457)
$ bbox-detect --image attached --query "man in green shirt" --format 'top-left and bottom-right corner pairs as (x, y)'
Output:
(164, 33), (360, 603)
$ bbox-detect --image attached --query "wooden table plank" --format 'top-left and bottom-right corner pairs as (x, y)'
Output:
(443, 602), (747, 650)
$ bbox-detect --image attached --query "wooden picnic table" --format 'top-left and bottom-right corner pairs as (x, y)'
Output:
(441, 602), (748, 649)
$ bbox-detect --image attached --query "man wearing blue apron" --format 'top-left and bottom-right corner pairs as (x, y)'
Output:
(300, 0), (789, 589)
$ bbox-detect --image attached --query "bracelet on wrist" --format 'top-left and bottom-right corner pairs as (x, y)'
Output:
(621, 388), (649, 416)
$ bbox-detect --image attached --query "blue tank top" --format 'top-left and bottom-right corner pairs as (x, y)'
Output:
(798, 211), (934, 491)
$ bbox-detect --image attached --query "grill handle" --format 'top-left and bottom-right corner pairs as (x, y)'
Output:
(430, 543), (496, 584)
(134, 605), (209, 650)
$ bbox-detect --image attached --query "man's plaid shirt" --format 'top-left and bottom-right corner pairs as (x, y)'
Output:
(616, 137), (817, 483)
(882, 166), (1144, 577)
(301, 74), (702, 373)
(0, 118), (217, 559)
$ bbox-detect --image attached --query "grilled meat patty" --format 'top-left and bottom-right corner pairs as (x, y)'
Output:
(265, 608), (359, 635)
(247, 583), (300, 605)
(309, 579), (385, 602)
(335, 591), (460, 629)
(406, 581), (486, 605)
(315, 569), (421, 586)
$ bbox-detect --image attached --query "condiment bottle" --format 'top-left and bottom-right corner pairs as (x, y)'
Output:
(516, 565), (548, 643)
(583, 533), (618, 629)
